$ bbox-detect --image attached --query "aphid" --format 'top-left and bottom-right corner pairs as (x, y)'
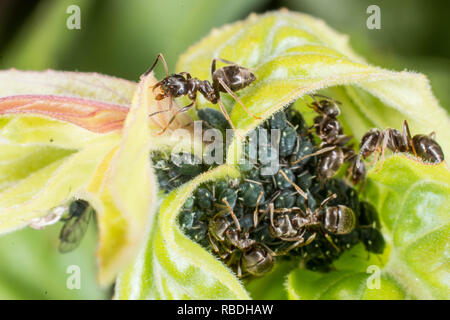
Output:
(269, 111), (287, 130)
(290, 135), (314, 168)
(273, 190), (296, 209)
(145, 53), (258, 135)
(356, 120), (444, 168)
(359, 227), (385, 254)
(358, 201), (380, 227)
(240, 181), (265, 207)
(279, 126), (297, 157)
(274, 168), (296, 189)
(195, 187), (214, 210)
(59, 200), (94, 253)
(171, 152), (203, 177)
(197, 107), (230, 131)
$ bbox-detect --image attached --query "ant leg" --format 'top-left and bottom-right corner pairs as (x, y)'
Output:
(208, 233), (221, 254)
(324, 233), (340, 252)
(277, 239), (305, 255)
(217, 99), (243, 140)
(358, 134), (377, 168)
(276, 230), (312, 255)
(311, 94), (342, 105)
(149, 92), (174, 118)
(278, 169), (308, 201)
(211, 57), (238, 75)
(223, 199), (241, 231)
(178, 72), (192, 79)
(237, 258), (242, 278)
(217, 78), (261, 120)
(375, 131), (390, 172)
(305, 232), (317, 246)
(269, 203), (276, 231)
(209, 230), (232, 257)
(216, 57), (238, 65)
(253, 191), (264, 228)
(318, 194), (337, 212)
(403, 120), (417, 157)
(292, 145), (336, 165)
(144, 53), (169, 77)
(158, 100), (195, 135)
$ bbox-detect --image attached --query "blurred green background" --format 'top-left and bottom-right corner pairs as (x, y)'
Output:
(0, 0), (448, 299)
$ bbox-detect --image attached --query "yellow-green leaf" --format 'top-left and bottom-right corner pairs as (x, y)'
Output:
(115, 165), (250, 300)
(85, 73), (158, 285)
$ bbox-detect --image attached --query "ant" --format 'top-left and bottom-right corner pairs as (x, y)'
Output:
(144, 53), (259, 136)
(265, 170), (356, 255)
(207, 199), (274, 277)
(307, 95), (365, 184)
(356, 120), (444, 169)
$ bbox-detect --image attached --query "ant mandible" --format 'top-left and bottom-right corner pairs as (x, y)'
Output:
(144, 53), (260, 136)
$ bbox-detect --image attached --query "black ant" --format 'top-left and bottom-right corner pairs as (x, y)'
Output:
(144, 53), (259, 136)
(207, 199), (274, 277)
(267, 170), (355, 255)
(307, 95), (365, 184)
(356, 120), (444, 169)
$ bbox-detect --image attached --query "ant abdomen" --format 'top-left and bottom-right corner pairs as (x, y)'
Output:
(322, 205), (356, 235)
(318, 147), (344, 180)
(241, 245), (274, 277)
(214, 65), (256, 92)
(412, 134), (445, 163)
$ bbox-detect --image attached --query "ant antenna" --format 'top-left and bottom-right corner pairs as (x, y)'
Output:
(292, 145), (336, 164)
(144, 53), (169, 77)
(269, 203), (276, 231)
(253, 191), (264, 228)
(317, 194), (337, 213)
(223, 199), (241, 231)
(157, 100), (194, 135)
(278, 169), (308, 200)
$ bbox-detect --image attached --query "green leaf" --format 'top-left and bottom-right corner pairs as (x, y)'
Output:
(177, 10), (449, 156)
(115, 165), (250, 300)
(287, 156), (449, 300)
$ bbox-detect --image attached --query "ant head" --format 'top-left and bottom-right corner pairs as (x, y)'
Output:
(159, 75), (188, 97)
(310, 95), (341, 117)
(240, 67), (256, 84)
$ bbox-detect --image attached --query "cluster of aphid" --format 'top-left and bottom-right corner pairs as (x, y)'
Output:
(171, 103), (385, 277)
